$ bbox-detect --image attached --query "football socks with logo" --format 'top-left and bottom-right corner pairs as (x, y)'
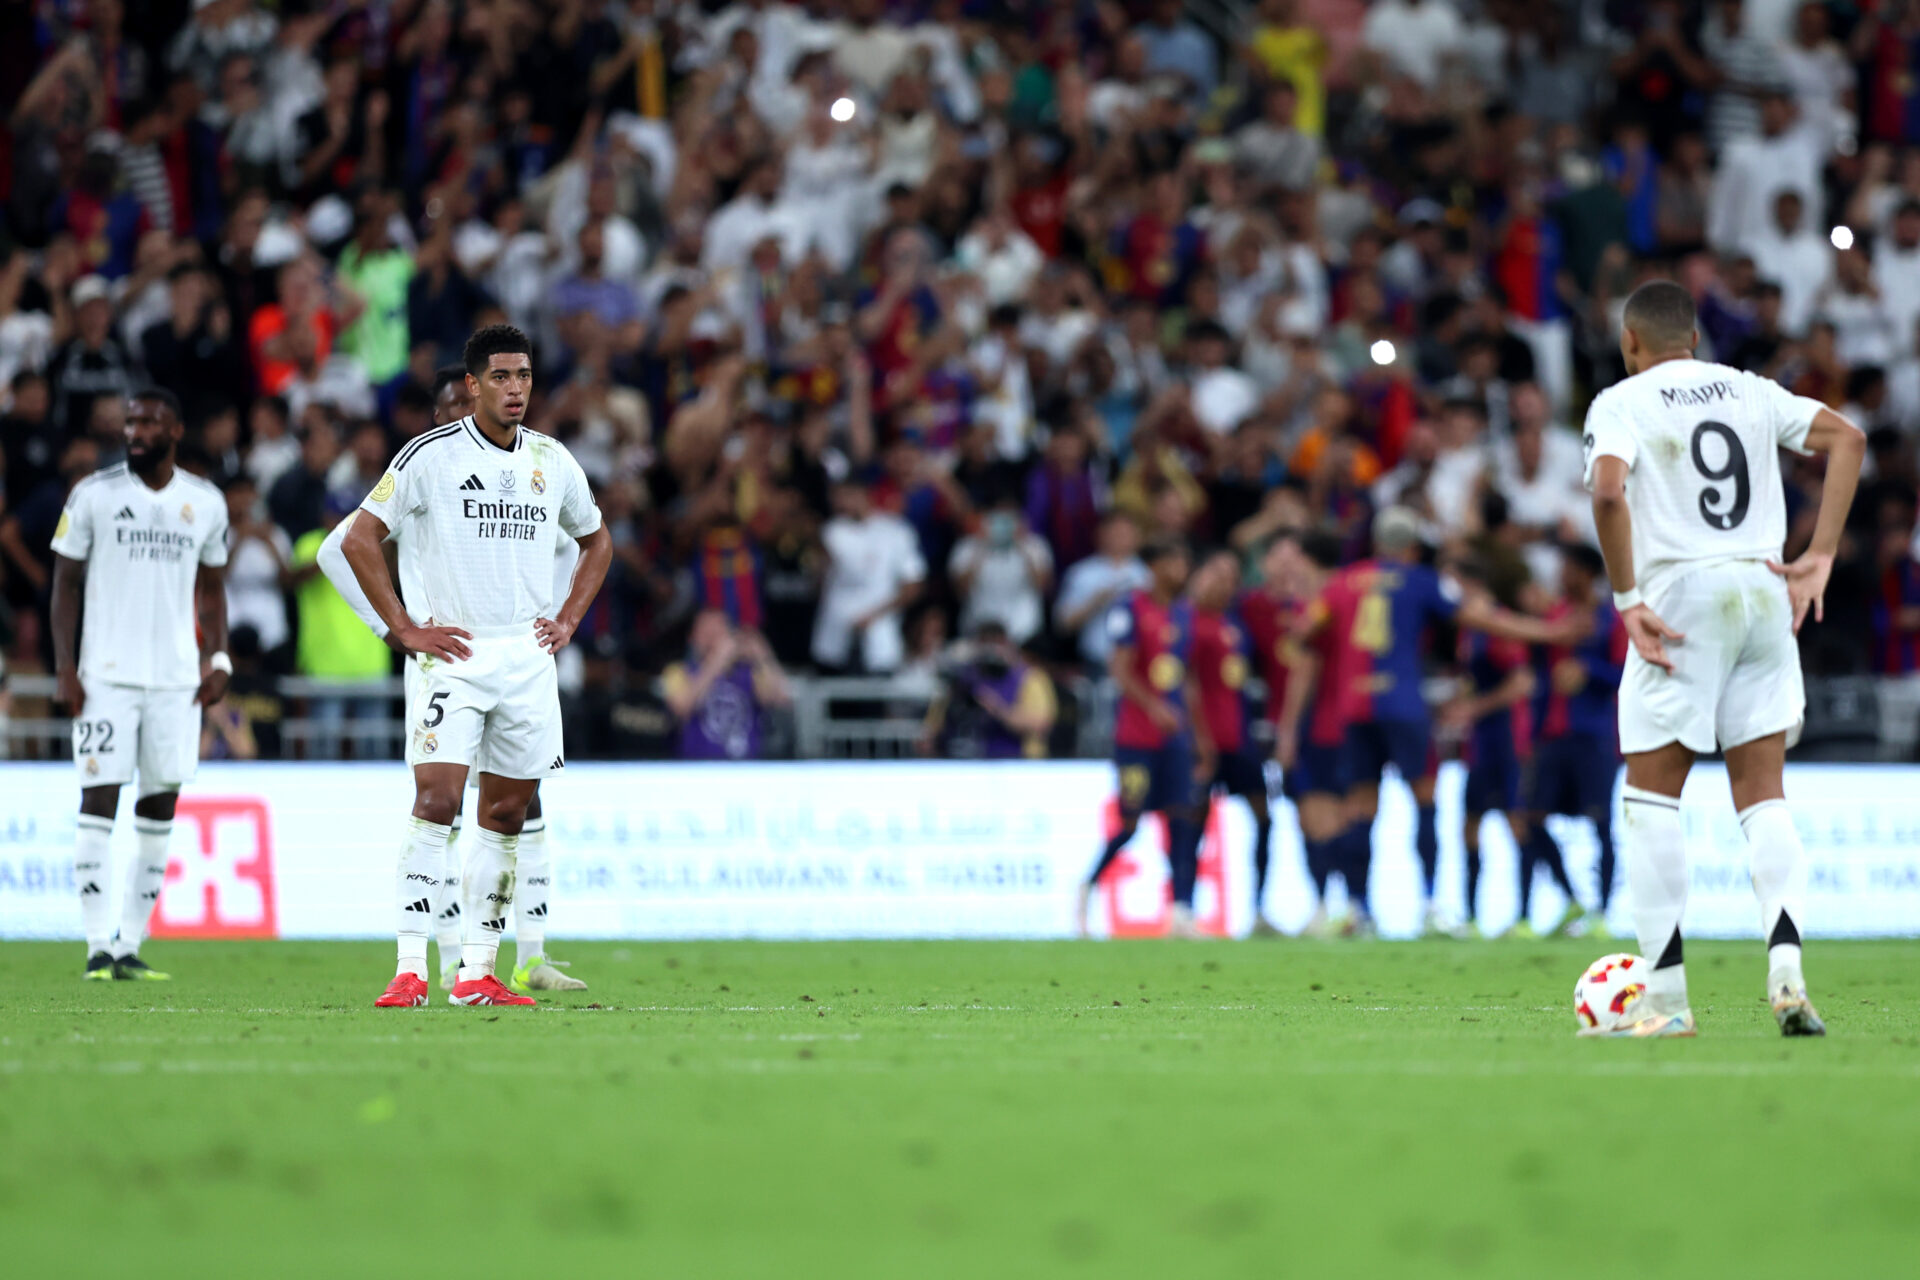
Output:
(459, 827), (520, 980)
(1414, 804), (1439, 899)
(75, 815), (115, 956)
(434, 815), (464, 969)
(1621, 785), (1689, 1015)
(1741, 799), (1808, 997)
(515, 817), (550, 966)
(395, 816), (451, 979)
(115, 817), (173, 958)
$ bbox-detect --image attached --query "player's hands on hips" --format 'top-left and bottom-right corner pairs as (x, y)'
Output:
(1621, 603), (1684, 675)
(196, 666), (230, 707)
(1766, 551), (1834, 633)
(534, 615), (577, 654)
(397, 622), (473, 661)
(55, 669), (84, 714)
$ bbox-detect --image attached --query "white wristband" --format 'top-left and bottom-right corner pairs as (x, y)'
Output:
(1612, 588), (1644, 612)
(208, 651), (233, 675)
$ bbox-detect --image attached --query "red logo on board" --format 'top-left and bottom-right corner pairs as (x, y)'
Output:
(151, 796), (278, 939)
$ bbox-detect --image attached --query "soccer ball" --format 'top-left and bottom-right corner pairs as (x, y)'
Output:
(1574, 953), (1648, 1033)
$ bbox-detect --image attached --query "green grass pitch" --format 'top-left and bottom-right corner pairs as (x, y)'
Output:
(4, 938), (1918, 1277)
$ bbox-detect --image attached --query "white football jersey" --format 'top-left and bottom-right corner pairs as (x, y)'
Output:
(318, 508), (586, 638)
(49, 463), (229, 689)
(358, 417), (601, 629)
(1582, 359), (1822, 596)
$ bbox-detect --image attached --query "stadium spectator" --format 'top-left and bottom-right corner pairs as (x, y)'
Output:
(1055, 514), (1149, 668)
(47, 276), (141, 439)
(813, 476), (925, 674)
(921, 622), (1057, 760)
(662, 610), (792, 762)
(948, 493), (1054, 648)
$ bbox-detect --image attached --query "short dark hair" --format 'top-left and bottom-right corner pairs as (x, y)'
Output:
(1301, 531), (1345, 570)
(1621, 280), (1697, 352)
(130, 386), (183, 422)
(1562, 542), (1607, 580)
(431, 364), (468, 400)
(462, 324), (533, 379)
(10, 368), (45, 391)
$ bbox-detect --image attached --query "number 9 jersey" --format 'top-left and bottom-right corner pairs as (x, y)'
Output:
(1582, 358), (1823, 755)
(1581, 359), (1821, 599)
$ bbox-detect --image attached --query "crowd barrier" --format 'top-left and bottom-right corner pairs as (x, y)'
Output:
(3, 762), (1920, 941)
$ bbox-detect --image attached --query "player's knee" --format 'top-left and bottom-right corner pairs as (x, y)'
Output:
(479, 794), (530, 834)
(132, 787), (179, 821)
(525, 788), (543, 822)
(77, 786), (120, 820)
(412, 790), (461, 827)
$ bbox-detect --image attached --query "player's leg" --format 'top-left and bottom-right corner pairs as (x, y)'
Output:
(109, 687), (203, 980)
(436, 801), (465, 990)
(1081, 756), (1149, 935)
(1581, 741), (1621, 931)
(1337, 724), (1386, 934)
(1390, 722), (1440, 934)
(75, 784), (121, 979)
(1461, 805), (1484, 937)
(452, 771), (540, 1004)
(1609, 739), (1697, 1034)
(511, 786), (587, 992)
(1520, 820), (1582, 937)
(72, 683), (138, 978)
(1724, 733), (1821, 1034)
(1244, 784), (1277, 934)
(376, 760), (467, 1007)
(1162, 742), (1203, 937)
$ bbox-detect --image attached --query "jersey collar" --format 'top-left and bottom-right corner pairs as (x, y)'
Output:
(461, 415), (523, 454)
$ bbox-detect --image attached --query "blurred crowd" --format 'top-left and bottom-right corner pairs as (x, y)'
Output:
(5, 0), (1920, 761)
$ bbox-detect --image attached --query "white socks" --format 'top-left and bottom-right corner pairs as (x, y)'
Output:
(515, 818), (549, 966)
(395, 816), (451, 979)
(459, 827), (520, 980)
(433, 815), (464, 972)
(1741, 799), (1808, 998)
(1621, 785), (1689, 1016)
(75, 815), (114, 955)
(115, 817), (172, 958)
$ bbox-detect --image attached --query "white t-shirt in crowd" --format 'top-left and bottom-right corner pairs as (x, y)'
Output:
(949, 531), (1052, 645)
(813, 511), (926, 671)
(1361, 0), (1464, 89)
(51, 463), (230, 689)
(226, 525), (292, 651)
(1582, 359), (1820, 597)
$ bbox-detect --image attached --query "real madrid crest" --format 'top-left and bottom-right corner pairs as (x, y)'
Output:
(531, 468), (546, 495)
(421, 731), (438, 755)
(180, 502), (194, 524)
(499, 469), (517, 491)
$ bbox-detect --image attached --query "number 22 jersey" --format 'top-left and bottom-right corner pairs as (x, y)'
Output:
(1581, 359), (1823, 597)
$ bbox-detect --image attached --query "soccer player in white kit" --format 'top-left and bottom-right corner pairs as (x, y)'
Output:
(344, 326), (612, 1008)
(317, 368), (588, 994)
(1582, 281), (1864, 1038)
(49, 388), (231, 980)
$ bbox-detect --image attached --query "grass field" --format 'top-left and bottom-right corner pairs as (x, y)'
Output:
(4, 938), (1918, 1278)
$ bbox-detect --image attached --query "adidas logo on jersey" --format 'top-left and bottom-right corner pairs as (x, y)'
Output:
(114, 506), (136, 521)
(550, 756), (565, 771)
(459, 475), (485, 491)
(404, 897), (432, 913)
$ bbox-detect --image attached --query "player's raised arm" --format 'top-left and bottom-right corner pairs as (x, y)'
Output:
(1767, 407), (1866, 631)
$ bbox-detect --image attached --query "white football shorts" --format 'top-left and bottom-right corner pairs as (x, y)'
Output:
(405, 628), (565, 780)
(1619, 559), (1805, 756)
(72, 682), (200, 790)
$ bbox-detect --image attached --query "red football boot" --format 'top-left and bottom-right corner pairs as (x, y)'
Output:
(375, 972), (430, 1008)
(448, 974), (536, 1006)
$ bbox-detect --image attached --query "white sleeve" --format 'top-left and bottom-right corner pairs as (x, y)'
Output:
(1747, 371), (1823, 455)
(359, 447), (431, 527)
(48, 484), (95, 561)
(316, 513), (390, 639)
(556, 447), (603, 538)
(1582, 395), (1637, 488)
(199, 494), (230, 568)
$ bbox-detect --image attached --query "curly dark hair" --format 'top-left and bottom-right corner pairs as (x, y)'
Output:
(462, 324), (533, 379)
